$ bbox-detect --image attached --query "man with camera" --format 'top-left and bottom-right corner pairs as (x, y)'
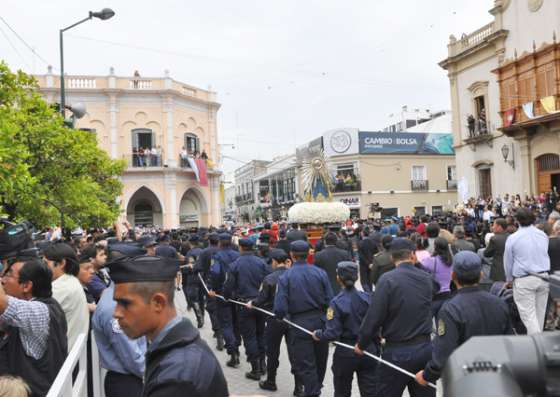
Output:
(0, 257), (68, 396)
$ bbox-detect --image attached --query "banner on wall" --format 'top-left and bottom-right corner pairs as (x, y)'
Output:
(358, 132), (454, 155)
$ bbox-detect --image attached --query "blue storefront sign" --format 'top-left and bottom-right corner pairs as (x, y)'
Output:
(358, 132), (454, 155)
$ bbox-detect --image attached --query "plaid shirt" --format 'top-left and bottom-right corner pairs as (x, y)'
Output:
(0, 296), (50, 359)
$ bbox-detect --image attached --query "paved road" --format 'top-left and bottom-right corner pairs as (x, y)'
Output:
(176, 290), (443, 396)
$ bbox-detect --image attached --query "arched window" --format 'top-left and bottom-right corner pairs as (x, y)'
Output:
(536, 154), (560, 172)
(184, 133), (199, 155)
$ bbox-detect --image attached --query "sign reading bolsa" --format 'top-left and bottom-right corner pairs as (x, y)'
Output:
(358, 132), (454, 155)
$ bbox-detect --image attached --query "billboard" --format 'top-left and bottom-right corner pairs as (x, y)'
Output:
(358, 132), (454, 155)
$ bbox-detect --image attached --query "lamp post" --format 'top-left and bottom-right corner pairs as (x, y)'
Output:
(59, 8), (115, 116)
(501, 143), (515, 169)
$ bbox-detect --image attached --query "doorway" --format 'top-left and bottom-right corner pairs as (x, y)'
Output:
(551, 174), (560, 192)
(478, 168), (492, 198)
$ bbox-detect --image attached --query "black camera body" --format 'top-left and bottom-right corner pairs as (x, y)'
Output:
(443, 272), (560, 396)
(0, 220), (34, 259)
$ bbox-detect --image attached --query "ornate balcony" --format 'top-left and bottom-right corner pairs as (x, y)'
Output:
(411, 180), (429, 191)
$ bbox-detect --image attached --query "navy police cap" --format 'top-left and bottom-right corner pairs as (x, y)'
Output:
(108, 255), (179, 284)
(453, 251), (482, 278)
(239, 238), (254, 248)
(389, 238), (416, 252)
(290, 240), (310, 253)
(336, 261), (358, 281)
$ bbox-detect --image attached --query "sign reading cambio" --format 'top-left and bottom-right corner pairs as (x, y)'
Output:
(359, 132), (454, 155)
(339, 197), (360, 208)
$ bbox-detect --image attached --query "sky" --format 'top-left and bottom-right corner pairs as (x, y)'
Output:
(1, 0), (494, 175)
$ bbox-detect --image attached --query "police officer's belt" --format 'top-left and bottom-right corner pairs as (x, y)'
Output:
(384, 334), (430, 348)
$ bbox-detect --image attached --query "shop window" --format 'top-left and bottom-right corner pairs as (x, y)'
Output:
(381, 208), (398, 218)
(414, 206), (426, 216)
(334, 163), (361, 192)
(432, 206), (443, 216)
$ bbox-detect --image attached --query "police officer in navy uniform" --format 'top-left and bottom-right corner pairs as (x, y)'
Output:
(224, 238), (269, 380)
(209, 233), (241, 367)
(195, 233), (223, 348)
(415, 251), (513, 386)
(109, 255), (229, 397)
(312, 261), (377, 397)
(184, 235), (204, 328)
(356, 238), (435, 397)
(250, 249), (301, 394)
(274, 240), (333, 397)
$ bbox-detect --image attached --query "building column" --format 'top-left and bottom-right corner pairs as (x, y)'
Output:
(163, 96), (176, 167)
(164, 173), (179, 228)
(109, 93), (118, 159)
(515, 132), (533, 195)
(211, 176), (221, 226)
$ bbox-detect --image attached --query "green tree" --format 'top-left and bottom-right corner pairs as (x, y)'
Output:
(0, 62), (125, 230)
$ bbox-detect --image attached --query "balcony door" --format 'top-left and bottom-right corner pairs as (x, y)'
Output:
(478, 167), (492, 199)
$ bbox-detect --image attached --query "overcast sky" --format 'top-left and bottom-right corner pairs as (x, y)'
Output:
(1, 0), (493, 175)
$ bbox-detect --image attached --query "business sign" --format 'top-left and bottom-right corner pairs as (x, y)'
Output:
(358, 132), (454, 155)
(296, 137), (323, 164)
(339, 196), (361, 208)
(323, 128), (359, 157)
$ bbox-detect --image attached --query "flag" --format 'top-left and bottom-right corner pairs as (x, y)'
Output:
(187, 157), (199, 181)
(503, 108), (516, 127)
(541, 96), (558, 114)
(195, 158), (208, 187)
(522, 102), (535, 119)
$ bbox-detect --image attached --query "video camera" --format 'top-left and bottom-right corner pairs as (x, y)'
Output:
(442, 271), (560, 396)
(0, 220), (36, 260)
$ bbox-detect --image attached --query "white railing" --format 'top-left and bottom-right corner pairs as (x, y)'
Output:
(47, 332), (104, 397)
(128, 79), (153, 89)
(449, 22), (495, 56)
(68, 78), (97, 89)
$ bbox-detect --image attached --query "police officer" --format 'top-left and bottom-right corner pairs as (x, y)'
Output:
(224, 238), (269, 380)
(184, 235), (204, 328)
(415, 251), (513, 386)
(312, 262), (377, 397)
(249, 249), (300, 394)
(209, 233), (242, 367)
(195, 233), (223, 349)
(274, 240), (333, 397)
(356, 238), (434, 397)
(109, 255), (229, 397)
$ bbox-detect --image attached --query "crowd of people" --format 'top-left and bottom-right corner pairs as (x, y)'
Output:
(0, 195), (558, 397)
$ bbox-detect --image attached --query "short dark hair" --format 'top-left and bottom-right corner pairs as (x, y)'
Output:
(494, 218), (507, 230)
(17, 259), (53, 299)
(291, 252), (308, 261)
(381, 235), (393, 250)
(390, 249), (413, 263)
(426, 222), (441, 238)
(324, 232), (338, 246)
(44, 243), (79, 277)
(129, 281), (175, 307)
(515, 208), (535, 227)
(455, 269), (481, 286)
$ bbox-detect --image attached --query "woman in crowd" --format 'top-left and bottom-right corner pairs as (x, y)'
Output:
(420, 237), (453, 319)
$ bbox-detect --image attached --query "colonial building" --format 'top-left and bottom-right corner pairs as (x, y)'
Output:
(254, 154), (300, 221)
(440, 0), (560, 198)
(35, 67), (222, 228)
(234, 160), (270, 223)
(319, 124), (457, 218)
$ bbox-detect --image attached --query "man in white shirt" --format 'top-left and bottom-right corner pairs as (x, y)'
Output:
(44, 243), (89, 349)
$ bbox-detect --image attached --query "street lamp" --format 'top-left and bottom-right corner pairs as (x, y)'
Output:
(59, 8), (115, 116)
(501, 143), (515, 169)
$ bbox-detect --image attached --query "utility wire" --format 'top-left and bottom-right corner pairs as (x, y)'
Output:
(0, 15), (52, 67)
(0, 23), (30, 69)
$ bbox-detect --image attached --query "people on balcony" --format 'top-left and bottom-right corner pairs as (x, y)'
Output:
(334, 172), (360, 192)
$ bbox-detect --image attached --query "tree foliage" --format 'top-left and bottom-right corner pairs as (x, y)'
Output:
(0, 62), (125, 230)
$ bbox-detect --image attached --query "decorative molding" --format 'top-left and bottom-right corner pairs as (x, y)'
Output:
(528, 0), (544, 12)
(467, 81), (489, 95)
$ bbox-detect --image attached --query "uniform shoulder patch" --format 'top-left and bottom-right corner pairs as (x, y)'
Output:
(437, 319), (445, 336)
(326, 307), (334, 321)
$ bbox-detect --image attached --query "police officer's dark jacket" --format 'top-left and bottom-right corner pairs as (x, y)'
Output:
(358, 262), (432, 348)
(0, 297), (68, 397)
(223, 253), (269, 300)
(143, 318), (228, 397)
(209, 248), (240, 293)
(423, 286), (513, 382)
(252, 266), (288, 311)
(195, 245), (220, 277)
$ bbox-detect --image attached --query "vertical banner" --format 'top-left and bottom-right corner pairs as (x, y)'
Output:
(187, 157), (200, 181)
(195, 158), (208, 187)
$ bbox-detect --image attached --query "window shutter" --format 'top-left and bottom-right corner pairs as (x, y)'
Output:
(132, 130), (139, 148)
